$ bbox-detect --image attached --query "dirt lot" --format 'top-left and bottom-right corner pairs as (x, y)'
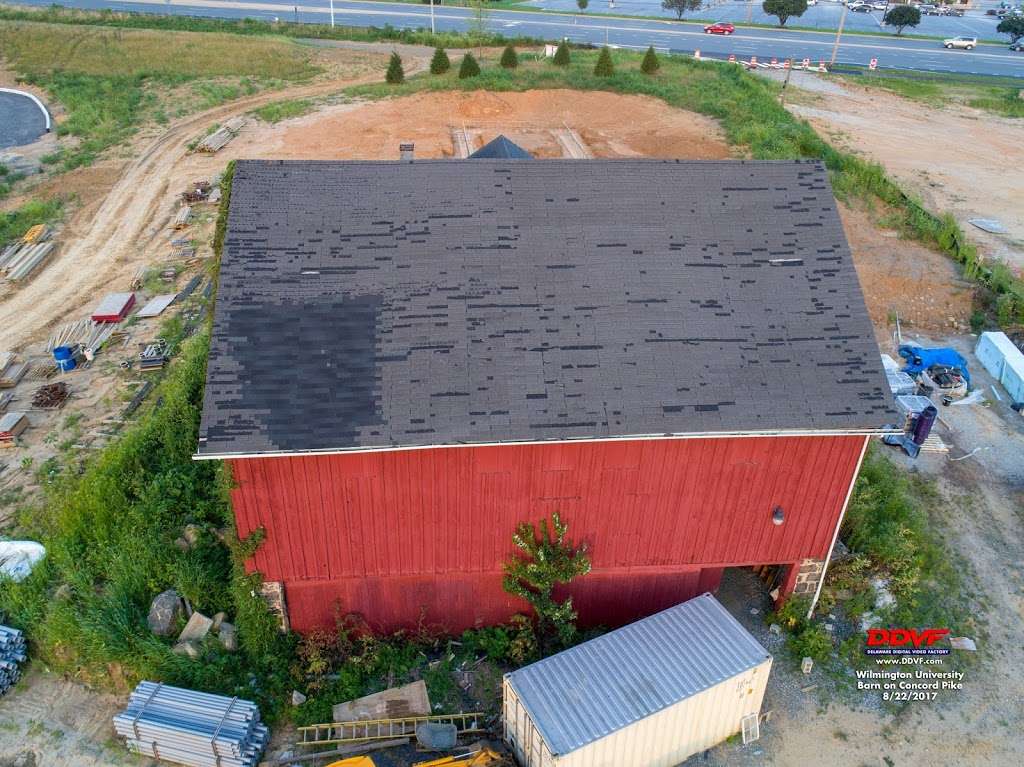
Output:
(785, 73), (1024, 271)
(1, 65), (1021, 767)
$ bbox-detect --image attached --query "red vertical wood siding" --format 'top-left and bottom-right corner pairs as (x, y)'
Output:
(228, 434), (867, 632)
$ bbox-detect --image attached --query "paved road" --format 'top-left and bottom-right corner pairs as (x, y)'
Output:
(8, 0), (1024, 76)
(532, 0), (1009, 38)
(0, 91), (49, 150)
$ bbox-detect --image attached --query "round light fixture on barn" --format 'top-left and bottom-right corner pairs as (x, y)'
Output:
(772, 506), (785, 526)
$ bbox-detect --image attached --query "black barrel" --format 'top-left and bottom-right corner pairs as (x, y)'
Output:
(912, 405), (938, 445)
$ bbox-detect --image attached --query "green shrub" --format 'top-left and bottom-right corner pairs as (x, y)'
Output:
(459, 52), (481, 79)
(386, 52), (404, 84)
(641, 46), (660, 74)
(430, 46), (451, 75)
(503, 512), (590, 651)
(0, 198), (63, 245)
(500, 44), (518, 70)
(252, 98), (312, 123)
(552, 40), (570, 67)
(593, 47), (614, 77)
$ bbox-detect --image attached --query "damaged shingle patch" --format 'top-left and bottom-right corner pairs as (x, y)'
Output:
(197, 159), (896, 456)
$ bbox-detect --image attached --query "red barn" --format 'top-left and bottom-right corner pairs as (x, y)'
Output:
(197, 158), (895, 633)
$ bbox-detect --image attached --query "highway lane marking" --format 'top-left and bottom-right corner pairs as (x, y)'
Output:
(86, 0), (1024, 69)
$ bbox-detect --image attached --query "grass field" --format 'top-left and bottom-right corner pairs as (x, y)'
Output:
(0, 21), (320, 170)
(835, 70), (1024, 119)
(251, 98), (315, 124)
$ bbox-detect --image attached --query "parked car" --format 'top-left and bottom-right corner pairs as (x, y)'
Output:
(1012, 40), (1024, 52)
(850, 2), (874, 10)
(943, 36), (977, 50)
(703, 22), (736, 35)
(938, 6), (965, 15)
(870, 1), (888, 9)
(918, 4), (938, 13)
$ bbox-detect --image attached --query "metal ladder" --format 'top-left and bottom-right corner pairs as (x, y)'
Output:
(297, 712), (485, 746)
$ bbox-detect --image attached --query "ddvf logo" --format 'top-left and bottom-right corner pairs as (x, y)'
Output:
(866, 628), (950, 648)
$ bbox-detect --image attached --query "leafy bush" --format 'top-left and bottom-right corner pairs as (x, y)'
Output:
(838, 448), (974, 632)
(552, 40), (570, 67)
(594, 47), (614, 77)
(884, 5), (921, 36)
(386, 52), (405, 84)
(430, 47), (451, 75)
(503, 512), (591, 651)
(0, 198), (63, 245)
(500, 44), (518, 70)
(762, 0), (809, 27)
(459, 52), (481, 79)
(641, 46), (660, 75)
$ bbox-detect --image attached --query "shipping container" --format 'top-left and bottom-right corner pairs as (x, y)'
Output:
(975, 332), (1024, 403)
(503, 593), (771, 767)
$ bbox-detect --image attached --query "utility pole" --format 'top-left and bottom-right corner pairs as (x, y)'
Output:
(746, 0), (755, 23)
(330, 0), (335, 28)
(430, 0), (436, 35)
(830, 4), (848, 66)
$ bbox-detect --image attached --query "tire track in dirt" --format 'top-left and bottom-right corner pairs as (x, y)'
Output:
(0, 53), (428, 351)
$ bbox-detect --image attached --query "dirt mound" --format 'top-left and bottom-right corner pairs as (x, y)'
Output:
(264, 89), (734, 161)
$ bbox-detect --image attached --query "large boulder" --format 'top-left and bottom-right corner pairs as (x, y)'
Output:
(177, 611), (213, 643)
(147, 589), (184, 637)
(218, 621), (238, 652)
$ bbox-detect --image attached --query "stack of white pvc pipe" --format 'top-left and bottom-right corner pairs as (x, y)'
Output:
(0, 625), (27, 696)
(113, 682), (270, 767)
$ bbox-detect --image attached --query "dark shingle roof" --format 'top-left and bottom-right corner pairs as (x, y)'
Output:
(197, 159), (895, 457)
(468, 135), (532, 159)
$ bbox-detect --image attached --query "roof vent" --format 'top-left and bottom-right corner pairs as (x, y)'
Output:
(399, 142), (414, 161)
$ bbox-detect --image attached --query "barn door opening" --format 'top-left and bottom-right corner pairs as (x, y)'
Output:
(715, 565), (788, 624)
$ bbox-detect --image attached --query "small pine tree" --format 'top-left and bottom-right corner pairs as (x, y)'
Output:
(593, 46), (614, 77)
(430, 47), (450, 75)
(500, 44), (519, 69)
(641, 45), (660, 74)
(385, 52), (404, 85)
(552, 39), (571, 67)
(459, 52), (481, 79)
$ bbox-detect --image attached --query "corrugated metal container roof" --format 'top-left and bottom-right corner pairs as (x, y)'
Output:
(505, 593), (770, 757)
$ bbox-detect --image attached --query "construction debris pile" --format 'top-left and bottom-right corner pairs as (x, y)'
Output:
(45, 320), (122, 357)
(113, 682), (270, 767)
(0, 411), (29, 448)
(197, 117), (246, 154)
(139, 339), (170, 371)
(0, 625), (26, 696)
(32, 381), (69, 409)
(0, 224), (58, 283)
(182, 181), (212, 203)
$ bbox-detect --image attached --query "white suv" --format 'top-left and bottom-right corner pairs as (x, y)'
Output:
(943, 36), (977, 50)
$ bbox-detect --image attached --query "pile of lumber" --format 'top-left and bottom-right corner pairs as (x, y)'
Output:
(113, 682), (269, 767)
(0, 353), (27, 389)
(173, 206), (193, 230)
(197, 117), (246, 154)
(0, 625), (26, 695)
(0, 241), (57, 282)
(32, 382), (69, 409)
(46, 320), (121, 355)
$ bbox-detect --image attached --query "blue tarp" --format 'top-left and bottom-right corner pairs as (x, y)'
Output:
(899, 345), (971, 386)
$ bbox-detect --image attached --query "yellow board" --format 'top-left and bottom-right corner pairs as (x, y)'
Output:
(413, 747), (510, 767)
(326, 757), (377, 767)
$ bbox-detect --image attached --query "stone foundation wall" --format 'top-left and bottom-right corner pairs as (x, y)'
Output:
(792, 558), (825, 596)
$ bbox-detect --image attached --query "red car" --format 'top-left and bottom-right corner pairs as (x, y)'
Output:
(704, 22), (736, 35)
